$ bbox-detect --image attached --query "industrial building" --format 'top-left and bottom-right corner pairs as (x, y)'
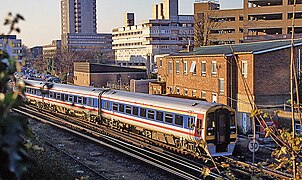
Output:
(73, 62), (147, 89)
(194, 0), (302, 46)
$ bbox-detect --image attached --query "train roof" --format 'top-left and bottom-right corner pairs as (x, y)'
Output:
(102, 89), (227, 114)
(25, 80), (106, 97)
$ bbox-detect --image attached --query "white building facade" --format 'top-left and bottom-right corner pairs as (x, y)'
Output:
(112, 0), (194, 73)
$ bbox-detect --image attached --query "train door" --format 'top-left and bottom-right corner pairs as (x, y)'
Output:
(195, 114), (204, 138)
(215, 109), (230, 152)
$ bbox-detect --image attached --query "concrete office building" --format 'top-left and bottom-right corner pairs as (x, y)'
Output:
(112, 0), (194, 73)
(61, 0), (112, 52)
(194, 0), (302, 45)
(0, 35), (22, 63)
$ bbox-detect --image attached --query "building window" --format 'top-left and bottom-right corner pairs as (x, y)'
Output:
(201, 61), (206, 76)
(201, 91), (206, 99)
(192, 90), (197, 97)
(219, 78), (225, 95)
(176, 87), (180, 94)
(242, 61), (248, 78)
(176, 61), (180, 74)
(184, 61), (188, 74)
(168, 61), (172, 74)
(190, 61), (196, 75)
(212, 61), (217, 75)
(212, 93), (217, 103)
(184, 89), (188, 96)
(159, 59), (163, 67)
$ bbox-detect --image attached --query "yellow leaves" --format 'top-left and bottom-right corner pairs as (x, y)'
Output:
(265, 127), (272, 138)
(250, 109), (262, 118)
(201, 167), (211, 177)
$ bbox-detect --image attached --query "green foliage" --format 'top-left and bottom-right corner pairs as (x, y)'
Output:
(0, 13), (28, 179)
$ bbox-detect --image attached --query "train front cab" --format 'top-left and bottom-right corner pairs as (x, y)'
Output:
(205, 107), (237, 156)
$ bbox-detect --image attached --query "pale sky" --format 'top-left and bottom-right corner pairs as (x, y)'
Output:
(0, 0), (243, 47)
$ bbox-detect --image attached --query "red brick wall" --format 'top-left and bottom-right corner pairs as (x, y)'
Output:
(158, 55), (230, 105)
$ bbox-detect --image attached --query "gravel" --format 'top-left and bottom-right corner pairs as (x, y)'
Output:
(26, 118), (179, 180)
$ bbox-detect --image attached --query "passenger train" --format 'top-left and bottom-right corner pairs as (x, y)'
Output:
(24, 80), (237, 156)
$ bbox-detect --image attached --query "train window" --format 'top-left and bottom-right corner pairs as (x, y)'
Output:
(78, 96), (83, 104)
(61, 94), (65, 101)
(140, 108), (146, 118)
(119, 104), (125, 113)
(87, 98), (93, 106)
(113, 103), (118, 111)
(125, 105), (132, 114)
(165, 113), (173, 124)
(63, 94), (67, 101)
(56, 93), (61, 100)
(147, 110), (155, 119)
(68, 95), (73, 102)
(49, 92), (54, 98)
(36, 90), (42, 96)
(102, 100), (106, 109)
(156, 111), (163, 121)
(207, 113), (215, 136)
(133, 106), (139, 116)
(30, 89), (35, 94)
(93, 98), (98, 107)
(25, 88), (29, 93)
(83, 97), (87, 105)
(188, 117), (195, 129)
(74, 96), (78, 103)
(175, 114), (184, 126)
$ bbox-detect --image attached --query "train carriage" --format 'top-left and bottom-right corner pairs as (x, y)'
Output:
(24, 80), (103, 120)
(24, 80), (237, 156)
(100, 89), (237, 156)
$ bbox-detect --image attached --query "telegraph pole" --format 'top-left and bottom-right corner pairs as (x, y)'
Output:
(290, 0), (297, 178)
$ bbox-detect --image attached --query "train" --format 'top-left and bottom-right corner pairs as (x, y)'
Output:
(24, 79), (237, 156)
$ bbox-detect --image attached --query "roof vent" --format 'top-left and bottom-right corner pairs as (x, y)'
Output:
(192, 102), (199, 106)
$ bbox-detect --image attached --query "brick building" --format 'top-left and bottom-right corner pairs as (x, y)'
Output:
(73, 62), (147, 89)
(194, 0), (302, 45)
(157, 39), (302, 132)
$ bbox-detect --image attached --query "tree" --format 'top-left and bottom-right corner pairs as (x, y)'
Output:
(194, 12), (220, 47)
(0, 13), (29, 179)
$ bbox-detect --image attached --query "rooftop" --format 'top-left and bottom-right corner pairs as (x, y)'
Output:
(174, 39), (302, 56)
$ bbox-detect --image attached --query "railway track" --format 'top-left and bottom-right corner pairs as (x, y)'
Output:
(14, 106), (225, 179)
(15, 105), (292, 179)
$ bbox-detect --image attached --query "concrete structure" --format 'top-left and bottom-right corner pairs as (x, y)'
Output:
(157, 39), (302, 133)
(129, 79), (157, 93)
(61, 0), (112, 53)
(73, 62), (147, 89)
(30, 46), (43, 59)
(125, 13), (135, 27)
(42, 40), (61, 72)
(194, 0), (302, 46)
(0, 35), (22, 63)
(112, 0), (194, 73)
(149, 81), (167, 94)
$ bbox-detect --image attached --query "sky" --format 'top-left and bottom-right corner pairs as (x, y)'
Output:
(0, 0), (243, 48)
